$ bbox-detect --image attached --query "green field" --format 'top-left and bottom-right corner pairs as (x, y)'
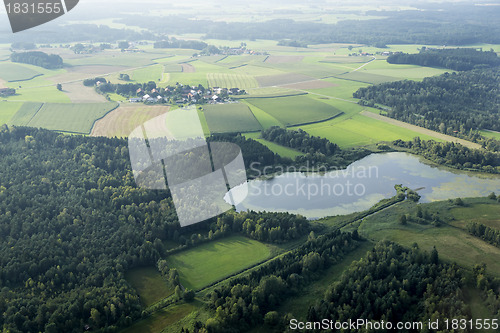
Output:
(207, 73), (259, 89)
(0, 63), (42, 82)
(7, 102), (43, 126)
(481, 130), (500, 140)
(164, 64), (183, 72)
(245, 95), (343, 126)
(5, 86), (71, 103)
(336, 71), (399, 84)
(243, 101), (283, 128)
(10, 102), (118, 134)
(244, 132), (305, 159)
(297, 112), (441, 148)
(451, 203), (500, 230)
(202, 103), (262, 133)
(125, 267), (174, 307)
(166, 236), (270, 290)
(0, 102), (23, 124)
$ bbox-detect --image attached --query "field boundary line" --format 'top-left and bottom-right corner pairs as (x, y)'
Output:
(286, 112), (344, 128)
(351, 56), (376, 72)
(86, 102), (120, 135)
(360, 111), (482, 149)
(25, 102), (44, 127)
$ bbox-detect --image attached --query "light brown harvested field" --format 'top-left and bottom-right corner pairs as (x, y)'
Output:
(91, 104), (170, 138)
(265, 55), (304, 64)
(255, 73), (316, 87)
(63, 82), (108, 103)
(280, 80), (338, 90)
(360, 111), (482, 149)
(0, 79), (6, 88)
(181, 63), (196, 73)
(66, 65), (128, 74)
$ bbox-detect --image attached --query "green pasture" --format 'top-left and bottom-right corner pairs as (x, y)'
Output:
(5, 86), (71, 103)
(359, 199), (500, 277)
(202, 103), (262, 133)
(12, 102), (118, 133)
(451, 203), (500, 230)
(165, 236), (270, 290)
(164, 64), (183, 73)
(230, 64), (287, 77)
(255, 72), (315, 87)
(481, 130), (500, 140)
(207, 73), (259, 89)
(0, 63), (42, 82)
(0, 102), (23, 124)
(245, 95), (343, 127)
(242, 100), (283, 128)
(130, 64), (164, 82)
(125, 267), (174, 307)
(297, 112), (440, 148)
(335, 71), (399, 84)
(243, 132), (304, 159)
(305, 77), (370, 100)
(167, 73), (208, 87)
(7, 102), (43, 126)
(65, 51), (158, 67)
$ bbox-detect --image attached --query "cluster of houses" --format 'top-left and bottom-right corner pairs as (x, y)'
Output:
(129, 85), (246, 105)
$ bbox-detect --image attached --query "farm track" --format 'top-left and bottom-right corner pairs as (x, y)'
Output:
(360, 111), (482, 149)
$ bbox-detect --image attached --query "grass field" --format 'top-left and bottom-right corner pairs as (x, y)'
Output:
(7, 102), (43, 126)
(5, 86), (71, 103)
(451, 203), (500, 230)
(0, 102), (23, 124)
(335, 71), (399, 84)
(125, 267), (174, 307)
(0, 63), (42, 82)
(243, 100), (283, 128)
(481, 130), (500, 140)
(245, 95), (343, 127)
(202, 103), (262, 133)
(297, 112), (441, 148)
(207, 73), (259, 89)
(255, 73), (315, 87)
(166, 236), (270, 290)
(10, 102), (118, 134)
(244, 132), (305, 159)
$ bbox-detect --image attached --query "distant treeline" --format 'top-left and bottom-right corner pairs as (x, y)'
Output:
(116, 4), (500, 46)
(10, 51), (63, 69)
(353, 68), (500, 137)
(393, 138), (500, 173)
(387, 48), (500, 71)
(154, 38), (208, 50)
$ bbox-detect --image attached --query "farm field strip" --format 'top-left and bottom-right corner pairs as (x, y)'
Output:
(91, 104), (171, 138)
(0, 63), (42, 82)
(245, 95), (343, 127)
(243, 132), (304, 159)
(22, 102), (119, 134)
(360, 111), (481, 149)
(165, 236), (270, 290)
(207, 73), (259, 89)
(202, 103), (262, 133)
(0, 101), (24, 124)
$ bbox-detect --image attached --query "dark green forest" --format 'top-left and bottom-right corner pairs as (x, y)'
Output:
(0, 126), (315, 332)
(10, 51), (63, 69)
(308, 242), (471, 331)
(387, 48), (500, 71)
(354, 68), (500, 135)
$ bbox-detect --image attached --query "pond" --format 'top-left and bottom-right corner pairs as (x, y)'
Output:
(226, 152), (500, 219)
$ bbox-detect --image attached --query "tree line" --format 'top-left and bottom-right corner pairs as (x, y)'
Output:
(387, 47), (500, 71)
(393, 138), (500, 173)
(354, 68), (500, 139)
(10, 51), (63, 69)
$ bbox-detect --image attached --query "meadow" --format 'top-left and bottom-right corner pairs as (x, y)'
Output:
(10, 102), (119, 134)
(165, 236), (270, 290)
(125, 267), (174, 307)
(206, 73), (259, 89)
(0, 102), (23, 124)
(202, 103), (262, 133)
(245, 95), (343, 126)
(0, 63), (42, 82)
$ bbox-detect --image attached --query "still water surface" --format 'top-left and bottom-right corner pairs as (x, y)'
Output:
(226, 152), (500, 219)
